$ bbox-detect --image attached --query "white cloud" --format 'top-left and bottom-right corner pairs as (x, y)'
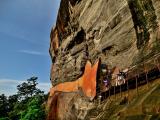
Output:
(0, 79), (24, 96)
(37, 83), (51, 93)
(18, 50), (47, 56)
(0, 79), (51, 96)
(0, 79), (25, 84)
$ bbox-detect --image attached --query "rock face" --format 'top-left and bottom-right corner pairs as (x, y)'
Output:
(50, 0), (160, 86)
(48, 0), (160, 119)
(47, 91), (96, 120)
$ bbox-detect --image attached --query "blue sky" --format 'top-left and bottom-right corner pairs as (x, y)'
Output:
(0, 0), (60, 96)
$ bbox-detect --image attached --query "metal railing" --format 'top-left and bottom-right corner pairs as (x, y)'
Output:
(96, 53), (160, 103)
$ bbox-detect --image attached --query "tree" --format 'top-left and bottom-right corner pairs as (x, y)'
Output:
(26, 77), (38, 97)
(7, 94), (19, 120)
(8, 94), (18, 110)
(0, 76), (47, 120)
(17, 77), (43, 100)
(0, 94), (9, 118)
(0, 117), (9, 120)
(20, 96), (46, 120)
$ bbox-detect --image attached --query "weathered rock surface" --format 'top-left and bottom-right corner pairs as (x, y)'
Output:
(48, 0), (160, 119)
(47, 91), (96, 120)
(50, 0), (160, 86)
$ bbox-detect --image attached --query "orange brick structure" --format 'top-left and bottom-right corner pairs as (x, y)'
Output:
(48, 60), (99, 99)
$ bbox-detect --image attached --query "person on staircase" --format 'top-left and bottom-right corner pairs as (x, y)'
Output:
(101, 64), (111, 91)
(116, 69), (127, 86)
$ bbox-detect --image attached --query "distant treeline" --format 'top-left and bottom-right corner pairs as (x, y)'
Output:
(0, 77), (48, 120)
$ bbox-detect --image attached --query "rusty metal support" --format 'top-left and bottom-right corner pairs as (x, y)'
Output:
(114, 85), (116, 100)
(127, 79), (129, 104)
(145, 72), (149, 89)
(143, 63), (149, 89)
(120, 84), (122, 98)
(135, 76), (138, 96)
(109, 85), (111, 101)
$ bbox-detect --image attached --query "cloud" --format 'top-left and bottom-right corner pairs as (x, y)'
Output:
(0, 78), (51, 96)
(0, 79), (25, 85)
(37, 82), (51, 93)
(0, 79), (24, 96)
(18, 50), (47, 56)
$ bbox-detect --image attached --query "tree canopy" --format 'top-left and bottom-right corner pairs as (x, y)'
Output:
(0, 77), (48, 120)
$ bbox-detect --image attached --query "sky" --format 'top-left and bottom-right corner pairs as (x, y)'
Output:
(0, 0), (60, 96)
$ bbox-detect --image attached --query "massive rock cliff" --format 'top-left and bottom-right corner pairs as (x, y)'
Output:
(50, 0), (160, 86)
(48, 0), (160, 119)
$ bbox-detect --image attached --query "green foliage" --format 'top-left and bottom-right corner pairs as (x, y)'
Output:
(0, 117), (9, 120)
(17, 77), (43, 100)
(8, 95), (18, 111)
(0, 94), (9, 118)
(20, 96), (46, 120)
(0, 77), (48, 120)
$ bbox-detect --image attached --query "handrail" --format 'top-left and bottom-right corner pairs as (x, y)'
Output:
(96, 53), (160, 102)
